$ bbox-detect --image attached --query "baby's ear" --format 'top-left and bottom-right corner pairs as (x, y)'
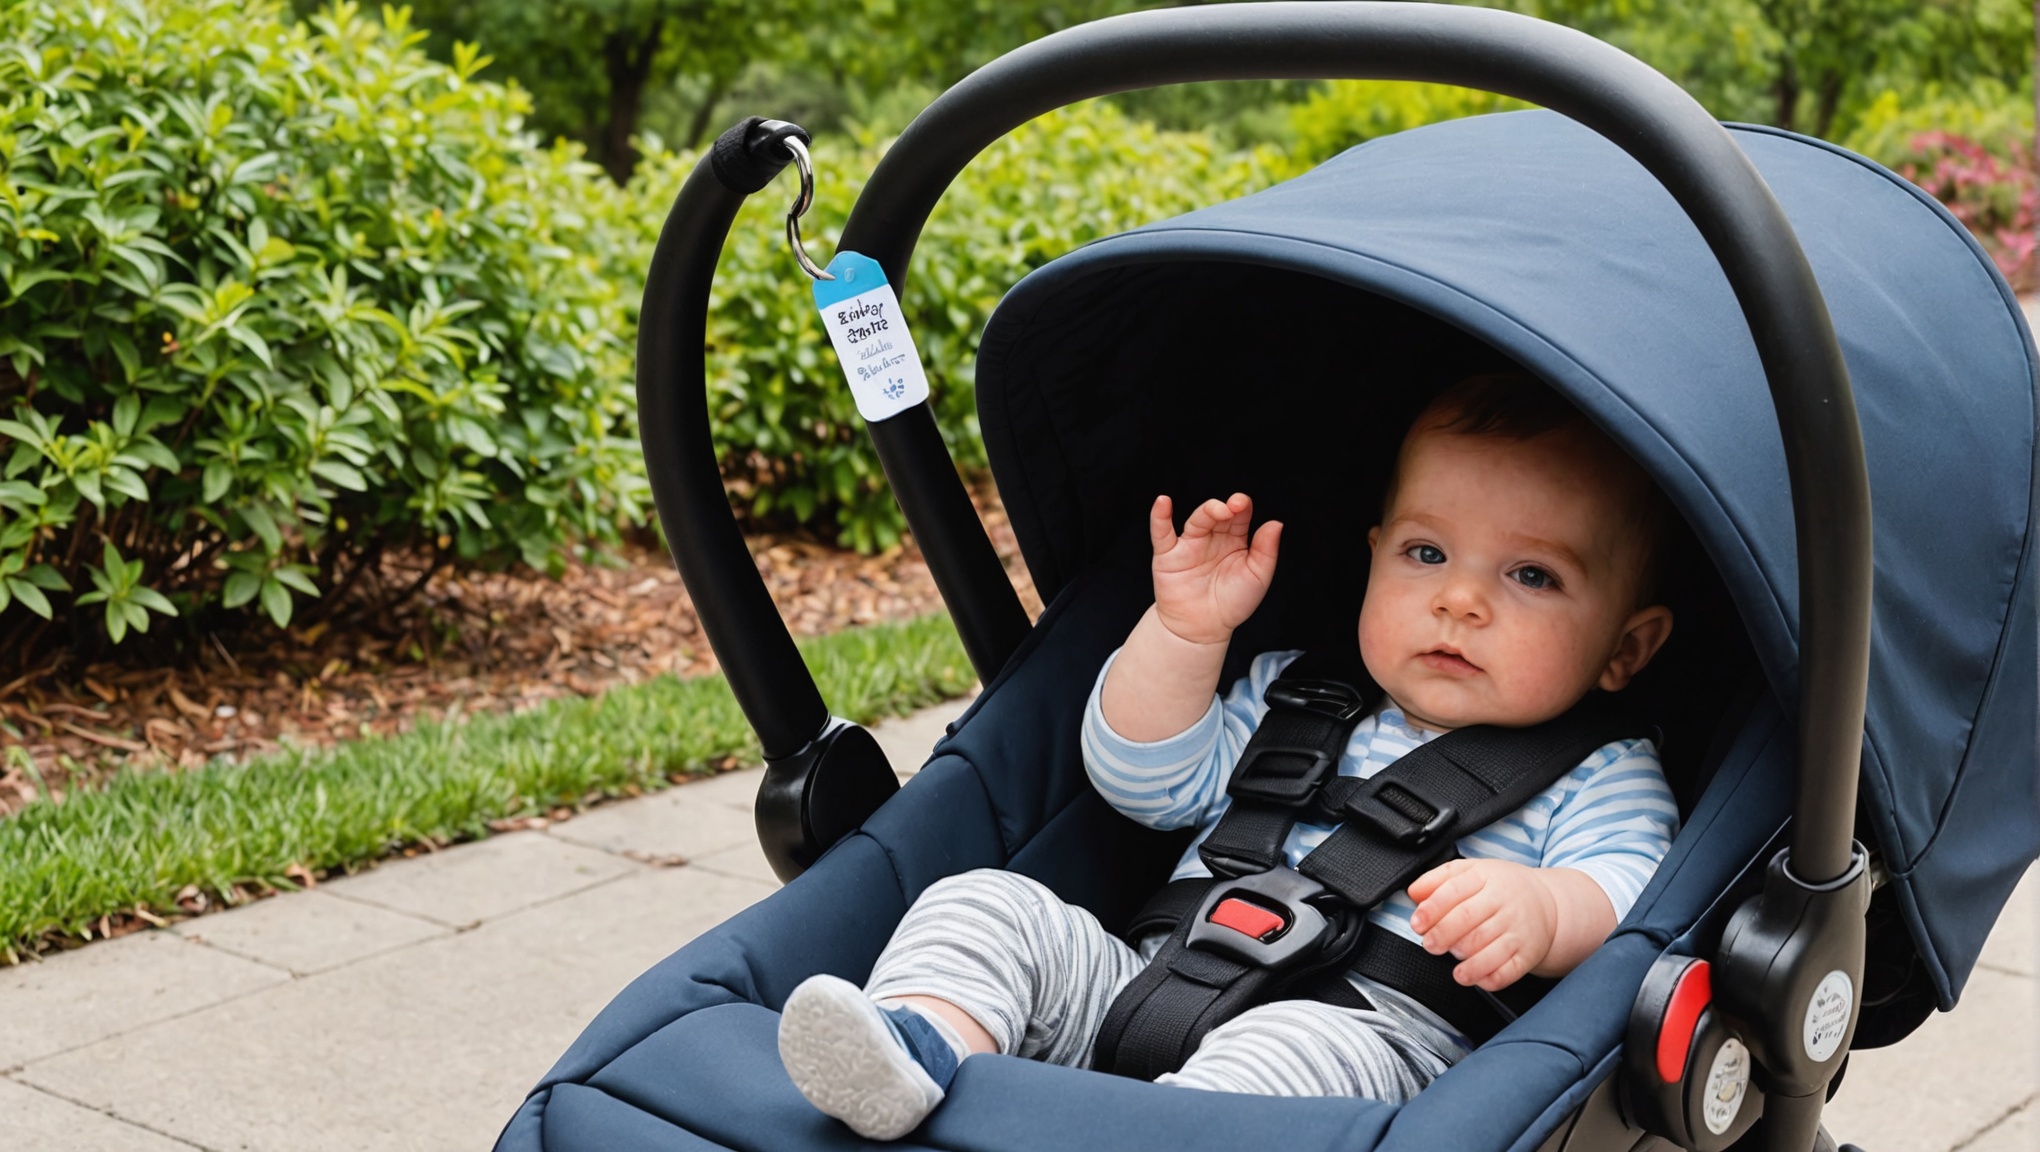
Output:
(1598, 606), (1675, 692)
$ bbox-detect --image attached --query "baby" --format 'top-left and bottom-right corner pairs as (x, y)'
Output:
(777, 373), (1682, 1139)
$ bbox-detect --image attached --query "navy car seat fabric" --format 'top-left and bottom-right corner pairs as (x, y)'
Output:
(975, 112), (2040, 1005)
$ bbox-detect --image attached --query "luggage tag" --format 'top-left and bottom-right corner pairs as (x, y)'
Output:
(811, 252), (930, 423)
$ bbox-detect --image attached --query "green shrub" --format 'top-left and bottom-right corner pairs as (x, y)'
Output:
(1284, 81), (1532, 174)
(0, 0), (646, 653)
(659, 103), (1285, 552)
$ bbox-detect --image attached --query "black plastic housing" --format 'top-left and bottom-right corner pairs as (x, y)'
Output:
(755, 722), (900, 882)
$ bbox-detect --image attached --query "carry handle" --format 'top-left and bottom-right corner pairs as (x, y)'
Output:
(839, 0), (1871, 887)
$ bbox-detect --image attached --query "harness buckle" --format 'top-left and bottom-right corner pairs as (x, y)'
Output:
(1227, 743), (1339, 805)
(1264, 679), (1370, 722)
(1345, 780), (1459, 847)
(1183, 866), (1337, 969)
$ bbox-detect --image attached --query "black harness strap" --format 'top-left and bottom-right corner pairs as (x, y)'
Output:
(1195, 653), (1379, 877)
(1092, 654), (1650, 1080)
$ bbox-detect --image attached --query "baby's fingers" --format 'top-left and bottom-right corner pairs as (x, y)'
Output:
(1417, 886), (1496, 956)
(1455, 938), (1534, 992)
(1148, 496), (1177, 555)
(1179, 497), (1236, 541)
(1407, 860), (1484, 934)
(1247, 519), (1283, 575)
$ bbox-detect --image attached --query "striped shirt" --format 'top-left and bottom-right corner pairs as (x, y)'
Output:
(1082, 649), (1681, 948)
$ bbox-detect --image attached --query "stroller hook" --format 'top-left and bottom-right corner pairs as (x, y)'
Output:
(782, 136), (834, 281)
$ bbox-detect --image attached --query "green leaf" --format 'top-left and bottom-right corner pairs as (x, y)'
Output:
(222, 569), (260, 608)
(310, 460), (366, 491)
(22, 565), (68, 591)
(226, 325), (274, 369)
(5, 577), (51, 618)
(240, 502), (282, 554)
(108, 331), (142, 383)
(203, 461), (233, 503)
(112, 393), (141, 437)
(0, 480), (44, 506)
(103, 601), (128, 644)
(273, 566), (319, 596)
(72, 470), (104, 510)
(259, 577), (292, 627)
(127, 585), (176, 616)
(129, 439), (179, 472)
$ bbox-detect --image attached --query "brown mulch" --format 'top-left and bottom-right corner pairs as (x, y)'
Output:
(0, 490), (1039, 818)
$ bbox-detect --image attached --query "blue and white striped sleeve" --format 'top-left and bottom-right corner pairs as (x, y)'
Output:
(1081, 649), (1302, 831)
(1539, 738), (1681, 923)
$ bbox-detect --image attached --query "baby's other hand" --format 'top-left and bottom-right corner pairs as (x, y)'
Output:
(1406, 859), (1559, 992)
(1148, 494), (1281, 646)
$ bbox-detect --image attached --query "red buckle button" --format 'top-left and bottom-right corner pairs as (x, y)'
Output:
(1655, 960), (1713, 1082)
(1209, 897), (1288, 942)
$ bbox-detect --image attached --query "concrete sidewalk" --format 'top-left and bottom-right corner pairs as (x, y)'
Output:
(1, 699), (2033, 1151)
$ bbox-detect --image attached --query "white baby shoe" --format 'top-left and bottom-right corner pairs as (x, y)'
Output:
(778, 974), (965, 1141)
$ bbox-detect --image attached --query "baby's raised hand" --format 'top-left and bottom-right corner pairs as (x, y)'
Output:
(1148, 493), (1282, 646)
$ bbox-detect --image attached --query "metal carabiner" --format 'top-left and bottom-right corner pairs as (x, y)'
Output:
(782, 136), (834, 281)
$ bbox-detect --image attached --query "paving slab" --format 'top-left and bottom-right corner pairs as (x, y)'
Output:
(690, 830), (783, 886)
(0, 930), (287, 1069)
(1976, 865), (2035, 979)
(547, 768), (762, 862)
(1964, 1100), (2034, 1152)
(0, 1076), (199, 1150)
(1823, 963), (2038, 1151)
(322, 828), (637, 927)
(16, 864), (775, 1152)
(172, 889), (447, 976)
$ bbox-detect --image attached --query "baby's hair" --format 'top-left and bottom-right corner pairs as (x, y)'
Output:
(1429, 372), (1594, 440)
(1392, 371), (1674, 606)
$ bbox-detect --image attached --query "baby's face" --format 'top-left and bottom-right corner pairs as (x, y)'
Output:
(1358, 422), (1665, 732)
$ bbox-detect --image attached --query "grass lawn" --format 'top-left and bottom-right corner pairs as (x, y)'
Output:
(0, 612), (973, 961)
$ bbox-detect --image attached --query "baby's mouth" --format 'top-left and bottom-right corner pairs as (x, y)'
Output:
(1417, 647), (1481, 675)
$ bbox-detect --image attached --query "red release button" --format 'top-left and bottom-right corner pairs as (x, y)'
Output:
(1209, 897), (1288, 942)
(1656, 959), (1713, 1082)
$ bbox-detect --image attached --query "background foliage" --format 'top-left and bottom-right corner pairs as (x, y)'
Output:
(0, 0), (647, 663)
(4, 0), (2035, 659)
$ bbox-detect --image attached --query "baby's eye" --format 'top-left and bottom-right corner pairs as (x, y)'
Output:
(1511, 565), (1557, 590)
(1408, 544), (1445, 565)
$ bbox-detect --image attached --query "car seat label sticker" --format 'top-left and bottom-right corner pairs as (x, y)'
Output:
(1801, 970), (1852, 1063)
(1701, 1037), (1750, 1135)
(812, 251), (931, 423)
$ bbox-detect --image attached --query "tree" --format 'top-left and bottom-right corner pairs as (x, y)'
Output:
(401, 0), (805, 181)
(1500, 0), (2031, 140)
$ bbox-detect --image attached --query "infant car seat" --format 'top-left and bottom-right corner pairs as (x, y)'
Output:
(497, 5), (2040, 1151)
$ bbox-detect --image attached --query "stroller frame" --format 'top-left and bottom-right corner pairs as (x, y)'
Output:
(632, 5), (1876, 1149)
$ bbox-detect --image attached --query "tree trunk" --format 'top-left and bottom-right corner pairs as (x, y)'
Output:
(682, 73), (734, 151)
(1813, 71), (1844, 141)
(599, 22), (666, 184)
(1773, 54), (1800, 133)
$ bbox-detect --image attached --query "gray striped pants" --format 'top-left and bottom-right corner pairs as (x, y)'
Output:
(863, 868), (1455, 1100)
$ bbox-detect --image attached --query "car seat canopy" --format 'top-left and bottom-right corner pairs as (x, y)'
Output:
(974, 111), (2040, 1006)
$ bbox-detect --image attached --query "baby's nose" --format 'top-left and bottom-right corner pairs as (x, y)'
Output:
(1434, 578), (1490, 620)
